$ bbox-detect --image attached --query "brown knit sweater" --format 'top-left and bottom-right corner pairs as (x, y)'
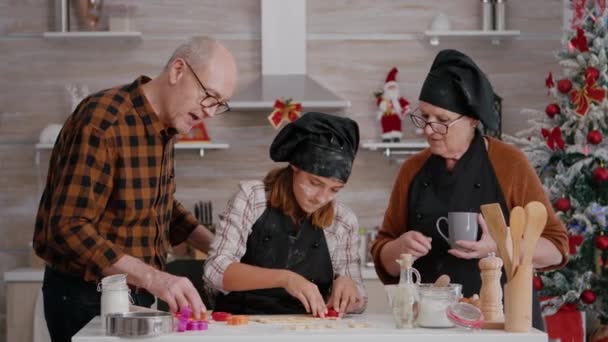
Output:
(371, 136), (569, 284)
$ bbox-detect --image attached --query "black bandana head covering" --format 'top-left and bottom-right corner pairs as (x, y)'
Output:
(269, 112), (360, 183)
(419, 49), (499, 130)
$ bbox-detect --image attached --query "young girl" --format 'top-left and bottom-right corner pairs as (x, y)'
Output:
(204, 112), (366, 317)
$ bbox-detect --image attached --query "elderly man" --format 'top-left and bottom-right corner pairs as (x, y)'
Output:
(33, 36), (237, 342)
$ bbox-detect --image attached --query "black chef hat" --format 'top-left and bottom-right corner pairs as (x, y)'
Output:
(419, 49), (499, 130)
(270, 112), (360, 183)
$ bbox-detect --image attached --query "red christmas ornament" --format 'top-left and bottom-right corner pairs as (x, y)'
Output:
(545, 104), (560, 118)
(557, 79), (573, 93)
(596, 234), (608, 250)
(593, 167), (608, 183)
(587, 130), (603, 145)
(580, 289), (596, 304)
(555, 197), (571, 212)
(533, 275), (544, 291)
(585, 66), (600, 83)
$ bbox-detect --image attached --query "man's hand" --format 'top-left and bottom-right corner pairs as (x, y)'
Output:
(104, 255), (205, 319)
(144, 269), (205, 317)
(327, 276), (362, 315)
(283, 271), (327, 318)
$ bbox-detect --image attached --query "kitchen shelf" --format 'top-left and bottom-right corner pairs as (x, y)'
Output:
(42, 31), (142, 39)
(34, 141), (228, 194)
(174, 141), (229, 157)
(424, 30), (520, 46)
(35, 141), (229, 161)
(361, 140), (428, 163)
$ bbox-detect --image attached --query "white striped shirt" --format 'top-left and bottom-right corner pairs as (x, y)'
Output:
(203, 180), (367, 311)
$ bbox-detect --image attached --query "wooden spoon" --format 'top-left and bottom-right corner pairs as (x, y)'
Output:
(520, 201), (548, 267)
(509, 206), (526, 276)
(480, 203), (513, 281)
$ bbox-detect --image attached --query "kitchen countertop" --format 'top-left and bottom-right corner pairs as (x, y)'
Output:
(73, 314), (547, 342)
(4, 267), (380, 282)
(3, 267), (44, 282)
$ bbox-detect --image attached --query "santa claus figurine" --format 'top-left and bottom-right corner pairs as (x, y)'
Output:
(375, 67), (410, 142)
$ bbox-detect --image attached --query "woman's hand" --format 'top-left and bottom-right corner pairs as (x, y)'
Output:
(448, 213), (497, 259)
(327, 276), (362, 315)
(397, 230), (432, 258)
(283, 271), (327, 317)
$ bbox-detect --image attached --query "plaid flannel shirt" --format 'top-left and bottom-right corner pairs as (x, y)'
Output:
(204, 180), (367, 310)
(33, 76), (199, 282)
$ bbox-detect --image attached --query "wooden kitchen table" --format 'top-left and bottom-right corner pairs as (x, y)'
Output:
(73, 313), (547, 342)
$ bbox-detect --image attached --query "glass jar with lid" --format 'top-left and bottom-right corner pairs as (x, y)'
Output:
(416, 283), (462, 328)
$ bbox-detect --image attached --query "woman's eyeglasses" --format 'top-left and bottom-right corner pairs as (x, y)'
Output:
(410, 111), (464, 135)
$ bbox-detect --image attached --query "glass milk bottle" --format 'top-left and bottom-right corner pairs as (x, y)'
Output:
(98, 274), (131, 329)
(393, 253), (420, 328)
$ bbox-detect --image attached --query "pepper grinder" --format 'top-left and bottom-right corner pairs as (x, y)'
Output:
(479, 252), (504, 322)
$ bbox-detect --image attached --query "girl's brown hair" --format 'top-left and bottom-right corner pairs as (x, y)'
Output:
(263, 166), (335, 228)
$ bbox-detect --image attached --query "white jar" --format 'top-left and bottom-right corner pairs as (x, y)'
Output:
(481, 0), (493, 31)
(494, 0), (506, 30)
(99, 274), (131, 329)
(416, 283), (462, 328)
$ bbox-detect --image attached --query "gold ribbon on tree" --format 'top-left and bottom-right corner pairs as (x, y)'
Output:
(569, 76), (606, 116)
(268, 98), (302, 129)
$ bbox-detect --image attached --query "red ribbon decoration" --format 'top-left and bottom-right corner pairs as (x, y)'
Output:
(546, 72), (554, 95)
(571, 0), (587, 28)
(542, 126), (566, 151)
(268, 99), (302, 129)
(570, 27), (589, 52)
(597, 0), (606, 14)
(569, 234), (584, 254)
(569, 0), (605, 27)
(569, 76), (606, 116)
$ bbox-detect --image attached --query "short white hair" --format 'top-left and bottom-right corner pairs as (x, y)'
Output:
(165, 36), (219, 71)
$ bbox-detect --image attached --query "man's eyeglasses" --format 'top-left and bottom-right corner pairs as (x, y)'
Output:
(410, 111), (464, 135)
(184, 61), (230, 115)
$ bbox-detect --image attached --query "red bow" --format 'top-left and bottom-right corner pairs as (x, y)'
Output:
(569, 234), (584, 254)
(268, 99), (302, 129)
(542, 126), (566, 151)
(546, 72), (554, 95)
(569, 76), (606, 115)
(571, 0), (587, 28)
(571, 27), (589, 52)
(597, 0), (606, 14)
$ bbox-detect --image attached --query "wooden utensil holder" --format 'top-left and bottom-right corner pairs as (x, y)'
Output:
(504, 263), (532, 332)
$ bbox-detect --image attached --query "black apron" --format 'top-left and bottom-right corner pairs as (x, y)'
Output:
(407, 130), (544, 330)
(214, 206), (334, 314)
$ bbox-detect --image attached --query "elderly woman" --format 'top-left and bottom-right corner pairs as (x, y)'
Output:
(371, 49), (568, 329)
(204, 112), (366, 317)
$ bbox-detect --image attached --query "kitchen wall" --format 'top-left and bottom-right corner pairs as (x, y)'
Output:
(0, 0), (563, 339)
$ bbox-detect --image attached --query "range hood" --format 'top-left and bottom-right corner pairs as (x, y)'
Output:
(230, 0), (351, 111)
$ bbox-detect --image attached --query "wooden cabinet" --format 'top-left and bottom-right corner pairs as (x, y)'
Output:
(5, 268), (45, 342)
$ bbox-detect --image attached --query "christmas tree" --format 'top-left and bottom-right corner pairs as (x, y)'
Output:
(504, 0), (608, 324)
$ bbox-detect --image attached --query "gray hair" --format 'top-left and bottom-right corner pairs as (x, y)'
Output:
(165, 36), (219, 71)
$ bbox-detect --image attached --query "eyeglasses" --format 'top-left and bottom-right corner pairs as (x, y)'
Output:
(410, 111), (464, 135)
(184, 60), (230, 115)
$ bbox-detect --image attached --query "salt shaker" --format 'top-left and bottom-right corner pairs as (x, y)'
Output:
(494, 0), (506, 30)
(99, 274), (131, 329)
(479, 252), (504, 322)
(481, 0), (493, 31)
